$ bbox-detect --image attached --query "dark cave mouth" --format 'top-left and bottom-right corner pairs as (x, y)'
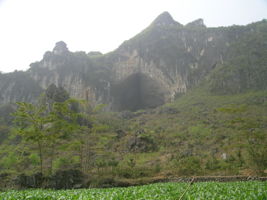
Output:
(111, 73), (167, 111)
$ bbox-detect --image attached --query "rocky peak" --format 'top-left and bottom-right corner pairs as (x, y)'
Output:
(1, 12), (266, 111)
(88, 51), (103, 57)
(186, 18), (206, 28)
(152, 11), (181, 26)
(53, 41), (69, 55)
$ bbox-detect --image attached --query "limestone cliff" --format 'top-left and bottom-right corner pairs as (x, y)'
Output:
(1, 12), (266, 111)
(0, 71), (42, 104)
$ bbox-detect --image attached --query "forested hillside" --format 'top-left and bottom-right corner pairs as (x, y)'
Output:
(0, 12), (266, 189)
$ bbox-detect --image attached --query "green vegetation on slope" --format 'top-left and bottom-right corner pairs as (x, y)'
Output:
(131, 88), (267, 176)
(0, 17), (267, 189)
(208, 20), (267, 94)
(0, 86), (266, 189)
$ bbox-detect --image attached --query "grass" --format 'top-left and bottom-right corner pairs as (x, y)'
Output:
(0, 181), (266, 200)
(0, 89), (266, 181)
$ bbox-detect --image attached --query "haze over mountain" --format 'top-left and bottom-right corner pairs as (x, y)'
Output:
(1, 0), (267, 72)
(0, 12), (266, 111)
(0, 11), (267, 189)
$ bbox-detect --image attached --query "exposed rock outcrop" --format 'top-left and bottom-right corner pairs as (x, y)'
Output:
(0, 12), (266, 111)
(186, 18), (206, 28)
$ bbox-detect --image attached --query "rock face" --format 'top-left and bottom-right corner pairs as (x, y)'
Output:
(0, 12), (266, 111)
(186, 19), (206, 28)
(53, 41), (69, 55)
(0, 71), (42, 104)
(151, 11), (182, 27)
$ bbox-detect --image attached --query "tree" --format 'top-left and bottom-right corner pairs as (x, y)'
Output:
(46, 98), (90, 174)
(13, 102), (48, 174)
(45, 84), (69, 104)
(13, 99), (85, 173)
(42, 84), (71, 174)
(13, 84), (107, 174)
(13, 95), (93, 174)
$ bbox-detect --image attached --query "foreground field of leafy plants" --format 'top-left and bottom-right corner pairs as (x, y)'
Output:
(0, 181), (266, 200)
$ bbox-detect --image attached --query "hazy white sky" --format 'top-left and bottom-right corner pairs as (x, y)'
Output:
(0, 0), (267, 73)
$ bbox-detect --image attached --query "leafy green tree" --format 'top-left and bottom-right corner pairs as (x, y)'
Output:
(12, 84), (108, 174)
(48, 98), (95, 173)
(45, 84), (69, 104)
(13, 98), (90, 174)
(13, 102), (48, 174)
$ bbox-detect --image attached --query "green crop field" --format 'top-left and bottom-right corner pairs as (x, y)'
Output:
(0, 181), (266, 200)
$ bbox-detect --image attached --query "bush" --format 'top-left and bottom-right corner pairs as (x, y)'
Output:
(88, 176), (130, 188)
(205, 157), (221, 170)
(48, 169), (84, 189)
(173, 156), (202, 176)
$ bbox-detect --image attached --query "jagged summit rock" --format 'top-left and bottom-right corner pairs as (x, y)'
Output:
(186, 18), (206, 28)
(152, 11), (181, 26)
(53, 41), (69, 55)
(1, 13), (266, 111)
(88, 51), (103, 57)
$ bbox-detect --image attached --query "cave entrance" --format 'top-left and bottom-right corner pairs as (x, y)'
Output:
(111, 73), (167, 111)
